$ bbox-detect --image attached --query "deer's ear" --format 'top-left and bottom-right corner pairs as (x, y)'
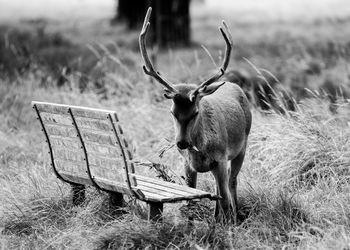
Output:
(197, 82), (225, 99)
(164, 89), (176, 99)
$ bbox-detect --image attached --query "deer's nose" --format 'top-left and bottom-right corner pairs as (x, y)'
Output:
(176, 140), (190, 150)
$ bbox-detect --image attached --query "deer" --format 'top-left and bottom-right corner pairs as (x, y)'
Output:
(139, 7), (252, 223)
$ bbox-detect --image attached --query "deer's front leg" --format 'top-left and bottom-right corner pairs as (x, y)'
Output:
(211, 160), (235, 223)
(185, 161), (197, 188)
(180, 150), (198, 188)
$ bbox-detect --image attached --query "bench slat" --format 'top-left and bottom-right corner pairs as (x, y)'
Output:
(46, 124), (116, 146)
(131, 174), (212, 196)
(40, 112), (112, 132)
(88, 155), (121, 168)
(82, 130), (116, 146)
(70, 107), (116, 120)
(75, 116), (111, 131)
(55, 158), (124, 183)
(135, 179), (201, 197)
(136, 189), (215, 203)
(46, 124), (77, 138)
(135, 190), (169, 202)
(51, 136), (121, 159)
(53, 148), (85, 162)
(135, 184), (177, 199)
(35, 103), (69, 115)
(60, 172), (93, 186)
(93, 176), (136, 197)
(59, 172), (134, 196)
(40, 112), (72, 126)
(85, 143), (119, 157)
(35, 102), (117, 120)
(50, 136), (81, 150)
(55, 159), (88, 174)
(52, 145), (125, 181)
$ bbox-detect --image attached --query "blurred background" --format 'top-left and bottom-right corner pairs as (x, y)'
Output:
(1, 0), (350, 105)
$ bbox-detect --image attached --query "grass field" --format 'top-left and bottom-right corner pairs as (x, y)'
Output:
(0, 1), (350, 249)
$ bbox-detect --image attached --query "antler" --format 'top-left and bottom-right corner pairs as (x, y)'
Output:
(192, 21), (233, 97)
(139, 7), (177, 93)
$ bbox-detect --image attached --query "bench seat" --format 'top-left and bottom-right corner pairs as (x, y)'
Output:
(59, 171), (219, 203)
(130, 174), (219, 203)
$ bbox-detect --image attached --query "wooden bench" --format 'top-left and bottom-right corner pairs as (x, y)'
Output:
(32, 101), (219, 221)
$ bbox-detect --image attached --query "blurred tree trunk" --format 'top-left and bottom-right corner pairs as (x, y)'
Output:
(111, 0), (191, 48)
(152, 0), (191, 47)
(111, 0), (149, 29)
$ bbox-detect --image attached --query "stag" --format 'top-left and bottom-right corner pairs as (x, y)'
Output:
(139, 7), (252, 223)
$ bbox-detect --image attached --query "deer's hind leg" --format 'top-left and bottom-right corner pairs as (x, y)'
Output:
(229, 150), (246, 223)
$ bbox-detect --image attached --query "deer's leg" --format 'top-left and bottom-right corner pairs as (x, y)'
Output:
(229, 150), (246, 223)
(185, 162), (197, 188)
(211, 160), (234, 223)
(185, 161), (197, 223)
(214, 183), (220, 218)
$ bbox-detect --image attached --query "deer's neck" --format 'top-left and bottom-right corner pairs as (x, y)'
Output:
(189, 104), (215, 150)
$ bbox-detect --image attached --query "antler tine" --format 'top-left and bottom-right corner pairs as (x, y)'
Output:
(193, 21), (233, 95)
(139, 7), (177, 93)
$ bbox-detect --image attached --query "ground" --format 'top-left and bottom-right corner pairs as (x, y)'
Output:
(0, 1), (349, 249)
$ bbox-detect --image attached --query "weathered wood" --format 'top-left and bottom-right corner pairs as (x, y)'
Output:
(71, 183), (85, 206)
(50, 136), (81, 150)
(75, 116), (111, 131)
(41, 112), (112, 132)
(71, 106), (117, 120)
(35, 102), (69, 115)
(136, 183), (182, 198)
(46, 124), (117, 146)
(55, 159), (87, 174)
(52, 148), (85, 163)
(107, 113), (136, 193)
(51, 138), (121, 160)
(61, 172), (93, 186)
(60, 171), (135, 197)
(148, 202), (163, 222)
(54, 149), (125, 183)
(131, 174), (217, 197)
(88, 155), (121, 168)
(136, 179), (201, 197)
(34, 101), (118, 120)
(57, 157), (124, 184)
(46, 124), (77, 138)
(136, 188), (214, 203)
(40, 112), (72, 126)
(93, 176), (135, 196)
(85, 143), (119, 157)
(90, 165), (123, 184)
(80, 129), (116, 146)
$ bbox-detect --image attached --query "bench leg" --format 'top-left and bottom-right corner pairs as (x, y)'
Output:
(109, 192), (124, 214)
(71, 184), (85, 206)
(148, 202), (163, 222)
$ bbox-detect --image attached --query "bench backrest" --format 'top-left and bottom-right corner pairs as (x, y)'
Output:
(32, 101), (136, 196)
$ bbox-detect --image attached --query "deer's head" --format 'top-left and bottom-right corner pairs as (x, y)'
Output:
(139, 7), (233, 150)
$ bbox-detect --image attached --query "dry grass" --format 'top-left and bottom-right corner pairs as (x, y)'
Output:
(0, 9), (350, 249)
